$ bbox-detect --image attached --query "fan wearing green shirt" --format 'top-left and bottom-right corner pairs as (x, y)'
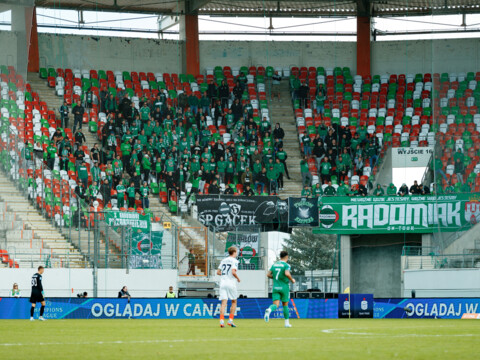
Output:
(301, 185), (311, 198)
(373, 184), (385, 196)
(140, 103), (150, 122)
(386, 183), (397, 196)
(266, 165), (279, 194)
(127, 182), (136, 208)
(140, 181), (150, 209)
(116, 183), (126, 208)
(216, 156), (226, 185)
(77, 161), (89, 190)
(312, 183), (323, 197)
(320, 156), (331, 184)
(88, 181), (99, 204)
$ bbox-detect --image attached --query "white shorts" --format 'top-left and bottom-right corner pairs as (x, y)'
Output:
(219, 282), (238, 301)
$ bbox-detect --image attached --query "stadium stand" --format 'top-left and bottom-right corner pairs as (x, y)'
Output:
(37, 65), (297, 208)
(288, 66), (480, 196)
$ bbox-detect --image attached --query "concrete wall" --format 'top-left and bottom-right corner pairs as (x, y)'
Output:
(2, 30), (480, 75)
(0, 267), (268, 298)
(403, 268), (480, 297)
(351, 233), (421, 298)
(0, 268), (178, 297)
(443, 221), (480, 255)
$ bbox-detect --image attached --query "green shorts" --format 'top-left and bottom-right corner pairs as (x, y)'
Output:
(272, 288), (290, 303)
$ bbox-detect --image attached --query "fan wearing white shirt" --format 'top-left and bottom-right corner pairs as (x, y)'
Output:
(217, 246), (241, 328)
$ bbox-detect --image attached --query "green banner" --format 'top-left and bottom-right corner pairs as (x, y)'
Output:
(105, 211), (151, 232)
(129, 231), (163, 269)
(315, 193), (480, 234)
(225, 232), (260, 270)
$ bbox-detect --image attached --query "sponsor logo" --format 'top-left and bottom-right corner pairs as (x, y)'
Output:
(319, 205), (339, 228)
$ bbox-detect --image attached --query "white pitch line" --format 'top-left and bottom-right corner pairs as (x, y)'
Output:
(0, 337), (317, 347)
(321, 329), (479, 338)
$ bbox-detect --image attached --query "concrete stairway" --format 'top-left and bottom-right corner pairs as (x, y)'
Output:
(0, 173), (88, 268)
(269, 86), (304, 197)
(27, 72), (98, 146)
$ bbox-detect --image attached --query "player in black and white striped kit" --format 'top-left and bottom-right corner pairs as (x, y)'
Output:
(30, 266), (46, 321)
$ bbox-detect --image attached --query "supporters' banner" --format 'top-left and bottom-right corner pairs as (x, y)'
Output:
(225, 232), (260, 270)
(288, 197), (319, 227)
(0, 298), (337, 319)
(391, 147), (434, 168)
(196, 195), (287, 231)
(129, 231), (163, 269)
(374, 298), (480, 319)
(105, 211), (151, 232)
(0, 297), (478, 319)
(315, 194), (480, 234)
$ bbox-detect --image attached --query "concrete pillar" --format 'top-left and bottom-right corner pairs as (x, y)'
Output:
(11, 2), (36, 77)
(179, 14), (200, 76)
(340, 235), (351, 293)
(356, 16), (371, 77)
(422, 234), (433, 254)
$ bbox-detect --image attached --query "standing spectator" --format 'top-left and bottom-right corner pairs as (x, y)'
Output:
(300, 157), (312, 187)
(302, 133), (312, 157)
(254, 168), (267, 194)
(316, 84), (326, 115)
(127, 182), (136, 208)
(271, 71), (281, 101)
(207, 80), (217, 107)
(72, 100), (84, 133)
(140, 181), (150, 209)
(74, 128), (86, 146)
(187, 249), (196, 275)
(219, 80), (230, 108)
(298, 82), (309, 108)
(319, 156), (331, 184)
(274, 158), (285, 191)
(454, 157), (464, 184)
(77, 161), (88, 189)
(420, 182), (431, 195)
(59, 100), (69, 128)
(273, 123), (285, 142)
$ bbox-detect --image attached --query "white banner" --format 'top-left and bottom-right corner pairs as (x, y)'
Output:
(391, 147), (433, 168)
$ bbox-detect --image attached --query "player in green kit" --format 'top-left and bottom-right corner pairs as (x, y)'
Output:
(264, 250), (295, 327)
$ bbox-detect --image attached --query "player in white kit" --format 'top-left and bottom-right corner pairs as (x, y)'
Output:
(217, 246), (241, 328)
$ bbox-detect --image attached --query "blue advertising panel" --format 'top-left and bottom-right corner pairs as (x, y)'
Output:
(338, 294), (374, 318)
(374, 298), (480, 319)
(0, 298), (338, 320)
(1, 297), (478, 319)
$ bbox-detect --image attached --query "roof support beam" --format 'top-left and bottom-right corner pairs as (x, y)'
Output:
(356, 0), (371, 77)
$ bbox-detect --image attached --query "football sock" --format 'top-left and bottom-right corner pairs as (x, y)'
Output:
(220, 314), (224, 321)
(40, 306), (45, 316)
(228, 313), (234, 322)
(30, 307), (35, 317)
(283, 306), (289, 320)
(268, 304), (277, 312)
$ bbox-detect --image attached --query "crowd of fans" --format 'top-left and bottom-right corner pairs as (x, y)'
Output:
(51, 72), (292, 211)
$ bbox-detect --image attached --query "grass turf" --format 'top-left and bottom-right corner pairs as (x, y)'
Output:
(0, 319), (478, 359)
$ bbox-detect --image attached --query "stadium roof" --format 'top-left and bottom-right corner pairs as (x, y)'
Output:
(34, 0), (480, 17)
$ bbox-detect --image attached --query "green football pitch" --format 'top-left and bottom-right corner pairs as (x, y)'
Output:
(0, 319), (478, 359)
